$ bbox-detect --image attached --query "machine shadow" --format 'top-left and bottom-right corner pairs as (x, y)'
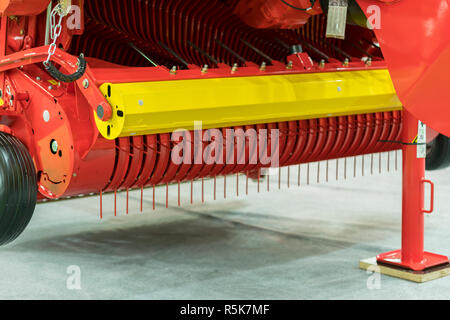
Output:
(8, 205), (361, 272)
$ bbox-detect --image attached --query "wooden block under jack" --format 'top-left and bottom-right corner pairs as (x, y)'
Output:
(360, 257), (450, 283)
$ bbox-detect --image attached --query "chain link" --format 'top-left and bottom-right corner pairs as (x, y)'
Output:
(44, 4), (65, 66)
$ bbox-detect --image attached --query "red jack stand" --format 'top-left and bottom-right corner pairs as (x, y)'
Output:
(361, 110), (449, 282)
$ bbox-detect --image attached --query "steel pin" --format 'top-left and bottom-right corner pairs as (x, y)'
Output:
(362, 156), (364, 176)
(202, 178), (205, 203)
(278, 167), (281, 189)
(379, 153), (382, 174)
(114, 190), (117, 217)
(344, 158), (347, 179)
(336, 159), (339, 180)
(317, 162), (320, 184)
(246, 172), (249, 195)
(126, 188), (129, 214)
(166, 183), (169, 208)
(287, 166), (290, 188)
(224, 176), (227, 199)
(191, 180), (194, 203)
(307, 163), (310, 185)
(99, 190), (103, 219)
(178, 181), (181, 207)
(387, 151), (390, 172)
(152, 185), (155, 211)
(371, 153), (374, 175)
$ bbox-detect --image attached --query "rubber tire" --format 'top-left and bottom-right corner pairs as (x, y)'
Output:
(0, 132), (37, 245)
(426, 134), (450, 171)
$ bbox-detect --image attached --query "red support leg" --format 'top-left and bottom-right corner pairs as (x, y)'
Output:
(377, 110), (449, 271)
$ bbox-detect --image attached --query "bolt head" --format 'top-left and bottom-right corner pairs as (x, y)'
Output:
(50, 140), (58, 154)
(96, 105), (105, 119)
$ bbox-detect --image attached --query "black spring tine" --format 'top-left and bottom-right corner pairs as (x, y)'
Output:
(128, 42), (158, 67)
(297, 38), (330, 62)
(323, 39), (352, 61)
(273, 37), (291, 51)
(348, 42), (373, 58)
(240, 39), (274, 63)
(158, 41), (189, 67)
(215, 39), (247, 65)
(188, 41), (219, 66)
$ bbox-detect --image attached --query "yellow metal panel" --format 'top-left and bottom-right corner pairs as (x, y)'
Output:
(95, 69), (402, 139)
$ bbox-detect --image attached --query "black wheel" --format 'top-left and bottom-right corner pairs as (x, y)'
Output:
(426, 134), (450, 171)
(0, 132), (37, 245)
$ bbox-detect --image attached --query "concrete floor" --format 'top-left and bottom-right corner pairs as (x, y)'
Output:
(1, 152), (449, 300)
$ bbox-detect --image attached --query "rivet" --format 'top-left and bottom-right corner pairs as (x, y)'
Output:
(43, 110), (50, 122)
(231, 63), (238, 74)
(260, 62), (267, 71)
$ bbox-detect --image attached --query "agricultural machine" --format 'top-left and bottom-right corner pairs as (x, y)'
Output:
(0, 0), (449, 275)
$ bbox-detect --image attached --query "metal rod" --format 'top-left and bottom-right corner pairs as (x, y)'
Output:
(128, 42), (158, 67)
(298, 38), (330, 62)
(99, 190), (103, 219)
(166, 183), (169, 208)
(214, 175), (217, 200)
(246, 172), (249, 195)
(317, 162), (320, 184)
(278, 167), (281, 189)
(114, 190), (117, 217)
(202, 178), (205, 203)
(44, 2), (52, 46)
(348, 42), (373, 58)
(273, 37), (291, 50)
(215, 39), (247, 64)
(178, 181), (181, 207)
(224, 176), (227, 199)
(126, 188), (129, 214)
(240, 39), (274, 62)
(371, 154), (374, 175)
(324, 40), (352, 61)
(287, 166), (290, 188)
(158, 41), (189, 67)
(307, 163), (310, 185)
(188, 41), (219, 65)
(141, 186), (144, 212)
(152, 185), (155, 210)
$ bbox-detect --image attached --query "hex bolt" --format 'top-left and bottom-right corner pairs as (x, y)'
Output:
(50, 139), (58, 154)
(96, 105), (105, 119)
(83, 79), (89, 89)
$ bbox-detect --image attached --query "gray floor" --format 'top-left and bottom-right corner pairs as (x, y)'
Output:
(1, 152), (449, 299)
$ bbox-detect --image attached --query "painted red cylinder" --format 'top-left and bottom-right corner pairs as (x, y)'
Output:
(233, 0), (322, 29)
(401, 110), (425, 265)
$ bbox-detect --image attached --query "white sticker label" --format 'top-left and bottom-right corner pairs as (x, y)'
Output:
(417, 121), (426, 159)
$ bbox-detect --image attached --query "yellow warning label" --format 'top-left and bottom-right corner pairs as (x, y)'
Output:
(412, 135), (418, 144)
(48, 79), (59, 86)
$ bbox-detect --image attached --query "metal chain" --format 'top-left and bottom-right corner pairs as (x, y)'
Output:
(44, 4), (65, 67)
